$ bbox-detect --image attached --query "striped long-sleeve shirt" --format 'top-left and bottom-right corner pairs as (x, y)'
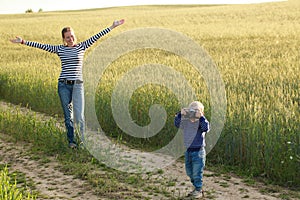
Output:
(174, 112), (210, 149)
(24, 27), (111, 81)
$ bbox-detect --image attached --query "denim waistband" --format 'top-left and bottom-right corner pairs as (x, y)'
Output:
(186, 147), (204, 152)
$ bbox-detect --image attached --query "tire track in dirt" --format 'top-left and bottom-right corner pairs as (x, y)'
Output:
(0, 134), (295, 200)
(0, 133), (100, 200)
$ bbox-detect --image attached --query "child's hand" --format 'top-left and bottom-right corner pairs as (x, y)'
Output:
(195, 110), (204, 118)
(181, 108), (186, 116)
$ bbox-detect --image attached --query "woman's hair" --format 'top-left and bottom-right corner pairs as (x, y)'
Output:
(61, 27), (76, 45)
(61, 27), (72, 38)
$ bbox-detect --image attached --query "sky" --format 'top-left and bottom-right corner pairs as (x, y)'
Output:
(0, 0), (286, 14)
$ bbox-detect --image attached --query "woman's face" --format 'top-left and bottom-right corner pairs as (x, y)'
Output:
(63, 30), (76, 47)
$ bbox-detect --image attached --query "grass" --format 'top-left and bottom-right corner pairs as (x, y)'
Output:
(0, 165), (36, 200)
(0, 0), (299, 192)
(0, 103), (182, 199)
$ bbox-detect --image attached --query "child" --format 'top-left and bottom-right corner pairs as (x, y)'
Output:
(174, 101), (210, 198)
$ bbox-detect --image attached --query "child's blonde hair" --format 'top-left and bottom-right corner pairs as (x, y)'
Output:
(188, 101), (204, 112)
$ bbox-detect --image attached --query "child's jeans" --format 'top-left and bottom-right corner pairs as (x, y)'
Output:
(185, 148), (206, 191)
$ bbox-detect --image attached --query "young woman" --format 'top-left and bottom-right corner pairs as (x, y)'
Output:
(10, 19), (125, 148)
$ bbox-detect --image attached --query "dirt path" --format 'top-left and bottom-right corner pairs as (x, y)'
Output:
(162, 162), (286, 200)
(0, 134), (294, 200)
(0, 133), (101, 200)
(0, 102), (298, 200)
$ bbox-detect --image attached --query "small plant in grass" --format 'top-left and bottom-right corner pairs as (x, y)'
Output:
(0, 165), (36, 200)
(219, 181), (230, 188)
(243, 177), (256, 186)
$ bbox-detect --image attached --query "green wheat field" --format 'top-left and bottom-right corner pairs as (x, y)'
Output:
(0, 0), (299, 198)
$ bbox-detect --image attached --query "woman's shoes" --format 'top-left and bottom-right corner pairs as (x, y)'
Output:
(68, 142), (77, 149)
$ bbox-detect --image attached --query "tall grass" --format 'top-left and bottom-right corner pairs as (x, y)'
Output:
(0, 104), (179, 199)
(0, 1), (299, 187)
(0, 165), (36, 200)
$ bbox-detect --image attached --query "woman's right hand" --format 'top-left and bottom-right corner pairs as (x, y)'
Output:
(10, 36), (23, 44)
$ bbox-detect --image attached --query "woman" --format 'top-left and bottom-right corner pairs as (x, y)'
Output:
(10, 19), (125, 148)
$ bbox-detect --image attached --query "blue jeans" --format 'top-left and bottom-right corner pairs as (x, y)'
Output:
(185, 148), (206, 191)
(58, 81), (85, 144)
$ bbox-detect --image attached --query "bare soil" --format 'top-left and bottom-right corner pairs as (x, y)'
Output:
(0, 102), (298, 200)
